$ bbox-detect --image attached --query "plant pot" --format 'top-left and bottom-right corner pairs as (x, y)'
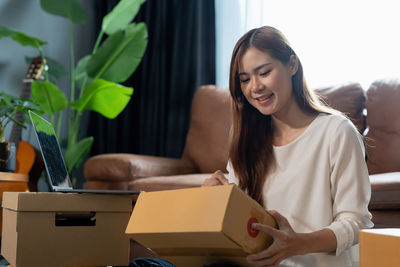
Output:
(0, 141), (16, 172)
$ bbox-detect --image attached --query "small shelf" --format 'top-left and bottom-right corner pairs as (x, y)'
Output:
(0, 172), (29, 182)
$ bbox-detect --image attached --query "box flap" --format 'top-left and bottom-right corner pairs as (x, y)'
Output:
(127, 185), (233, 234)
(2, 192), (132, 212)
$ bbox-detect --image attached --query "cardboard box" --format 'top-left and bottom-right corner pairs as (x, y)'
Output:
(126, 184), (277, 266)
(1, 192), (132, 267)
(359, 228), (400, 267)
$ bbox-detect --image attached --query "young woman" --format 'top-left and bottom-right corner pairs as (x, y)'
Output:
(203, 26), (373, 267)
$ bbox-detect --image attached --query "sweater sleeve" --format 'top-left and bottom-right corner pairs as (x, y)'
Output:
(325, 119), (373, 256)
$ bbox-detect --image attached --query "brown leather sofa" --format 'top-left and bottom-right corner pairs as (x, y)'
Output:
(84, 80), (400, 228)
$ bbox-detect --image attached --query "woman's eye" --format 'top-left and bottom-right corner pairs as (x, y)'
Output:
(260, 70), (271, 77)
(240, 78), (250, 83)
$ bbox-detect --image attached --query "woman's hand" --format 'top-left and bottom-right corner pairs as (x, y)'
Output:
(202, 170), (229, 186)
(246, 210), (304, 267)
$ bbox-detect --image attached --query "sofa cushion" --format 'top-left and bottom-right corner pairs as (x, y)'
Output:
(366, 79), (400, 174)
(315, 82), (366, 133)
(84, 154), (196, 182)
(369, 172), (400, 209)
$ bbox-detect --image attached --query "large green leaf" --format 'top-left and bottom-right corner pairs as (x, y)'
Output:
(71, 79), (133, 119)
(64, 136), (93, 173)
(102, 0), (146, 35)
(0, 26), (47, 49)
(40, 0), (87, 24)
(86, 23), (148, 83)
(74, 55), (92, 89)
(31, 81), (68, 114)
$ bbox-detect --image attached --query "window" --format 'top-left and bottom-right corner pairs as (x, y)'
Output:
(216, 0), (400, 89)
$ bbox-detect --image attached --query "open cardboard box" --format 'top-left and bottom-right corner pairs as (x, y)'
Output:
(126, 184), (277, 266)
(1, 192), (132, 267)
(359, 228), (400, 267)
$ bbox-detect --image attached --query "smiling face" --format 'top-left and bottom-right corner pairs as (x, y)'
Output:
(238, 47), (298, 117)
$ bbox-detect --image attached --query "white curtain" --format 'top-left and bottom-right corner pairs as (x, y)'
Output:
(215, 0), (400, 90)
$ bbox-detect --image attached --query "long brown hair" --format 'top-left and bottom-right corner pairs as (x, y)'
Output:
(229, 26), (335, 206)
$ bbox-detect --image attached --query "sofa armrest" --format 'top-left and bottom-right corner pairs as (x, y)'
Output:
(84, 153), (197, 182)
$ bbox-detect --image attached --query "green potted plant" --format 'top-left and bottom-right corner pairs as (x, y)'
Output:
(0, 92), (40, 171)
(0, 0), (148, 182)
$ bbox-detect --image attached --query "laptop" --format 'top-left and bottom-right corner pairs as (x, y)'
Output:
(29, 110), (143, 195)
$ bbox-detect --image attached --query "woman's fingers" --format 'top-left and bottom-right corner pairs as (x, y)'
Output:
(213, 170), (229, 185)
(248, 212), (301, 266)
(202, 170), (229, 186)
(251, 223), (285, 239)
(202, 177), (219, 186)
(247, 242), (280, 262)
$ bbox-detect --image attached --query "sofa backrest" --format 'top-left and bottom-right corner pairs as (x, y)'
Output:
(365, 79), (400, 174)
(183, 80), (400, 176)
(182, 85), (232, 173)
(315, 82), (366, 133)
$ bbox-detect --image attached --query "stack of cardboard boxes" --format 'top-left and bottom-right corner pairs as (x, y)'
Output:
(1, 192), (132, 266)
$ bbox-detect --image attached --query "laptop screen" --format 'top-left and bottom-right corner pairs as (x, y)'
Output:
(29, 111), (72, 189)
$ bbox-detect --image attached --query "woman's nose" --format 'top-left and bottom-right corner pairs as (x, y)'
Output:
(251, 77), (264, 93)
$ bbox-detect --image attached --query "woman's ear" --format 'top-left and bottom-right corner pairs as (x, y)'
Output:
(289, 54), (299, 76)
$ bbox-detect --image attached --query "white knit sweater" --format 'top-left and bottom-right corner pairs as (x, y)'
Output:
(226, 114), (373, 267)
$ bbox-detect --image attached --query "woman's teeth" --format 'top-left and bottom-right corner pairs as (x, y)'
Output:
(257, 93), (273, 101)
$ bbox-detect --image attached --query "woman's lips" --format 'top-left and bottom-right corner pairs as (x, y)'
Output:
(256, 93), (274, 104)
